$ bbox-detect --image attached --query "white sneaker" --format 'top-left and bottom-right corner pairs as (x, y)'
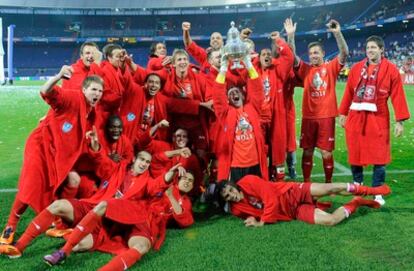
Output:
(353, 181), (363, 185)
(374, 195), (386, 206)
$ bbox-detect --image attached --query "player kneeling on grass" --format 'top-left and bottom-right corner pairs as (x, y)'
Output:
(41, 170), (195, 270)
(217, 175), (390, 227)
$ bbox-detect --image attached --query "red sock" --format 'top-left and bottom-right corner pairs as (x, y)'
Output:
(302, 155), (313, 182)
(15, 209), (55, 252)
(323, 156), (334, 183)
(98, 249), (142, 271)
(60, 185), (79, 199)
(343, 196), (381, 217)
(353, 184), (391, 196)
(61, 211), (101, 256)
(6, 198), (28, 229)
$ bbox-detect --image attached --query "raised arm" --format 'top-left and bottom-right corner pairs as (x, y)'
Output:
(182, 21), (193, 48)
(283, 18), (300, 67)
(40, 65), (73, 95)
(326, 19), (349, 65)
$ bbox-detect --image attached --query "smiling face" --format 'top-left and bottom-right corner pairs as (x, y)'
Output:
(228, 87), (245, 108)
(308, 45), (324, 66)
(208, 50), (221, 69)
(220, 184), (243, 202)
(106, 117), (123, 142)
(173, 129), (189, 149)
(82, 82), (103, 107)
(108, 48), (122, 68)
(145, 74), (161, 96)
(366, 41), (383, 64)
(155, 43), (167, 57)
(132, 151), (152, 175)
(260, 48), (272, 68)
(178, 172), (194, 193)
(210, 32), (223, 50)
(173, 52), (189, 75)
(81, 45), (97, 67)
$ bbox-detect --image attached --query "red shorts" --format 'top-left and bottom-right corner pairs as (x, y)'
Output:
(92, 221), (153, 251)
(66, 199), (95, 226)
(300, 117), (335, 151)
(286, 183), (315, 224)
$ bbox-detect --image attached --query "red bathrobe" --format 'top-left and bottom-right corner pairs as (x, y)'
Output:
(160, 67), (210, 150)
(17, 86), (96, 213)
(61, 59), (103, 91)
(73, 133), (134, 199)
(99, 61), (134, 114)
(338, 58), (410, 165)
(255, 39), (294, 165)
(137, 134), (203, 196)
(284, 71), (303, 152)
(92, 171), (172, 254)
(211, 77), (269, 181)
(230, 175), (301, 223)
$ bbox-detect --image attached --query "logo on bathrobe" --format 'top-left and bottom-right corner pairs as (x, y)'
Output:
(127, 113), (136, 121)
(62, 122), (73, 133)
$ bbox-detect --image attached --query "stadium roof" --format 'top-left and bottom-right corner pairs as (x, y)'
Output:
(0, 0), (351, 10)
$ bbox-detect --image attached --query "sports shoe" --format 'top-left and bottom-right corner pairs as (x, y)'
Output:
(374, 195), (386, 206)
(0, 244), (22, 258)
(45, 227), (73, 238)
(43, 250), (66, 266)
(0, 226), (15, 245)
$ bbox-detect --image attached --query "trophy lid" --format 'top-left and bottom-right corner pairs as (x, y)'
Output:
(227, 21), (240, 40)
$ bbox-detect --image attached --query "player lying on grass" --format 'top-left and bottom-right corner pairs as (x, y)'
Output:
(41, 171), (195, 270)
(217, 175), (390, 227)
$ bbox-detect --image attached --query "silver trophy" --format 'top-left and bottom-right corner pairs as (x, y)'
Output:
(223, 21), (250, 70)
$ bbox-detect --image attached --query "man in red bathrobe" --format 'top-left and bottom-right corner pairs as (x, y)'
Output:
(62, 41), (103, 91)
(254, 31), (294, 181)
(218, 175), (390, 227)
(0, 68), (104, 245)
(338, 35), (410, 206)
(211, 53), (268, 183)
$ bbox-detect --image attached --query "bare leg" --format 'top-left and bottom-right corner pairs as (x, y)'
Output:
(314, 208), (347, 226)
(310, 183), (350, 197)
(98, 236), (150, 271)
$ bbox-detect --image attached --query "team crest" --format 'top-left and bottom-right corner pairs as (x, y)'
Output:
(127, 112), (136, 121)
(62, 121), (73, 133)
(364, 85), (376, 100)
(248, 196), (263, 209)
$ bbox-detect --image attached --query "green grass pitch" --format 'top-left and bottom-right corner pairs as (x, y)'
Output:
(0, 81), (413, 270)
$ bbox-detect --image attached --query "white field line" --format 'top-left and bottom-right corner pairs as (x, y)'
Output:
(1, 171), (413, 193)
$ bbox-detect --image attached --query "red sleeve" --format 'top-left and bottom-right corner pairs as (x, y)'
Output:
(273, 39), (294, 82)
(242, 176), (280, 224)
(390, 66), (411, 121)
(41, 85), (75, 111)
(246, 77), (265, 113)
(121, 136), (134, 164)
(328, 57), (344, 76)
(146, 174), (170, 196)
(133, 64), (148, 85)
(88, 147), (120, 180)
(295, 60), (311, 82)
(186, 41), (208, 67)
(172, 196), (194, 228)
(147, 57), (165, 71)
(211, 81), (229, 119)
(338, 66), (357, 116)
